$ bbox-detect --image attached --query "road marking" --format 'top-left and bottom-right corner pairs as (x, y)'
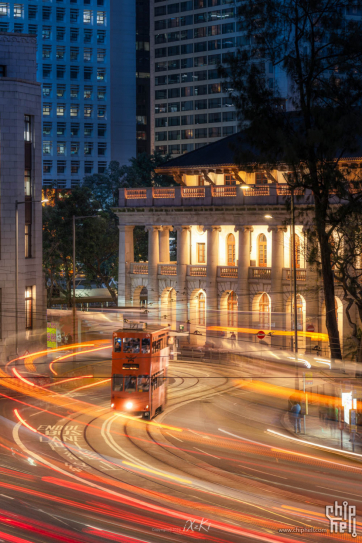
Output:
(188, 429), (210, 439)
(194, 448), (220, 459)
(267, 429), (362, 459)
(238, 465), (287, 479)
(219, 428), (270, 448)
(317, 486), (362, 498)
(0, 495), (14, 499)
(164, 431), (183, 442)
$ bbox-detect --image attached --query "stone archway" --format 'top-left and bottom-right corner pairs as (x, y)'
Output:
(133, 285), (148, 307)
(160, 287), (176, 328)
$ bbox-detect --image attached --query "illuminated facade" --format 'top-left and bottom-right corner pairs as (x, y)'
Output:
(115, 134), (354, 355)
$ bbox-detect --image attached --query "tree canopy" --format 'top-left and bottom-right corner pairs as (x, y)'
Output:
(221, 0), (362, 360)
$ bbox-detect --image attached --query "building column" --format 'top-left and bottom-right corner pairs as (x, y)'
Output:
(304, 229), (321, 354)
(269, 226), (287, 346)
(174, 225), (190, 324)
(235, 226), (253, 327)
(145, 225), (161, 306)
(118, 225), (134, 307)
(205, 226), (221, 328)
(159, 226), (172, 263)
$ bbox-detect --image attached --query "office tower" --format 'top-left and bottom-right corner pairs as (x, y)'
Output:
(151, 0), (237, 157)
(136, 0), (150, 155)
(151, 0), (277, 157)
(0, 32), (45, 360)
(1, 1), (136, 188)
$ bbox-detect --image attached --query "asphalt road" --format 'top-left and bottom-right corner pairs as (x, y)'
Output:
(0, 347), (361, 543)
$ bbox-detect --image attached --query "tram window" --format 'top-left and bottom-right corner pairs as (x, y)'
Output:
(138, 375), (150, 392)
(123, 338), (140, 353)
(114, 337), (122, 352)
(124, 376), (137, 392)
(142, 338), (151, 354)
(113, 375), (123, 391)
(152, 338), (165, 353)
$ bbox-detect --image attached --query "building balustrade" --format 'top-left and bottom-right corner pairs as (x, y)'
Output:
(131, 262), (148, 274)
(218, 266), (238, 278)
(125, 189), (147, 199)
(153, 187), (175, 199)
(119, 184), (315, 208)
(285, 268), (307, 281)
(181, 187), (205, 198)
(244, 186), (270, 196)
(211, 186), (237, 197)
(187, 265), (207, 277)
(250, 267), (272, 279)
(159, 264), (177, 276)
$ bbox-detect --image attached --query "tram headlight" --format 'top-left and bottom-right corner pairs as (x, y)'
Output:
(111, 403), (114, 408)
(125, 401), (133, 410)
(146, 405), (149, 409)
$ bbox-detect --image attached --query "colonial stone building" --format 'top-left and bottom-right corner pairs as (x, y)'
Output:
(0, 33), (46, 360)
(114, 133), (356, 356)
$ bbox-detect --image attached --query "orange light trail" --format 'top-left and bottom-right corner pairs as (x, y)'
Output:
(70, 378), (111, 392)
(12, 368), (34, 387)
(43, 375), (94, 387)
(5, 343), (96, 368)
(207, 325), (328, 342)
(50, 345), (111, 375)
(14, 409), (38, 434)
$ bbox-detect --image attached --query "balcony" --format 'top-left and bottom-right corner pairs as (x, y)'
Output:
(284, 268), (306, 281)
(187, 265), (207, 277)
(249, 267), (271, 279)
(131, 263), (148, 274)
(158, 264), (177, 276)
(118, 184), (314, 208)
(218, 266), (238, 278)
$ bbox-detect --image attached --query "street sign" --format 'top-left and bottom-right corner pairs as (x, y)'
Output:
(305, 372), (313, 386)
(306, 324), (315, 332)
(257, 331), (265, 340)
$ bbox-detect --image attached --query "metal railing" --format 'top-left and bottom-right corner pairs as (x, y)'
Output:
(153, 187), (175, 198)
(159, 264), (177, 275)
(131, 263), (148, 274)
(211, 186), (237, 197)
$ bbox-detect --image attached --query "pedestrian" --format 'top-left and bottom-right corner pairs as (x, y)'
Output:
(230, 331), (236, 349)
(290, 401), (302, 433)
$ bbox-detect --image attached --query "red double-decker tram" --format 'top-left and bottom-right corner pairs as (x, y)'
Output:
(111, 323), (169, 419)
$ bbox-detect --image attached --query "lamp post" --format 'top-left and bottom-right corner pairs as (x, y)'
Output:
(72, 215), (99, 344)
(15, 199), (48, 356)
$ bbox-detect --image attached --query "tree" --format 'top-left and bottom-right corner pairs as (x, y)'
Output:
(43, 187), (119, 307)
(221, 0), (362, 360)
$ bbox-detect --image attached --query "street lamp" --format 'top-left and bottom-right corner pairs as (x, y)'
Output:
(72, 215), (99, 343)
(15, 199), (48, 355)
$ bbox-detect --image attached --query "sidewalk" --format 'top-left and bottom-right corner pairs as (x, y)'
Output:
(281, 408), (362, 455)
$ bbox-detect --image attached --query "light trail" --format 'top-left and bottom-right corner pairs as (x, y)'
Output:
(13, 409), (38, 434)
(50, 345), (112, 375)
(267, 429), (362, 459)
(69, 378), (111, 392)
(5, 343), (96, 369)
(12, 368), (34, 387)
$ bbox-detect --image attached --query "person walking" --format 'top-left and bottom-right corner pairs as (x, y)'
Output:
(291, 401), (302, 433)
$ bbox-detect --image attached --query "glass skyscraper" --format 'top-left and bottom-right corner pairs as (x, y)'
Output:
(1, 0), (136, 188)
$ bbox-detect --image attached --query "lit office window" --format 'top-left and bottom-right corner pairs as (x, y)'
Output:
(83, 10), (92, 24)
(0, 3), (9, 17)
(25, 287), (33, 329)
(97, 11), (105, 25)
(43, 141), (52, 155)
(57, 142), (66, 155)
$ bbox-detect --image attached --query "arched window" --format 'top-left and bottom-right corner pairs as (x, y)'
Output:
(259, 293), (270, 327)
(258, 234), (267, 267)
(227, 291), (237, 326)
(294, 234), (300, 269)
(227, 233), (236, 266)
(198, 291), (206, 326)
